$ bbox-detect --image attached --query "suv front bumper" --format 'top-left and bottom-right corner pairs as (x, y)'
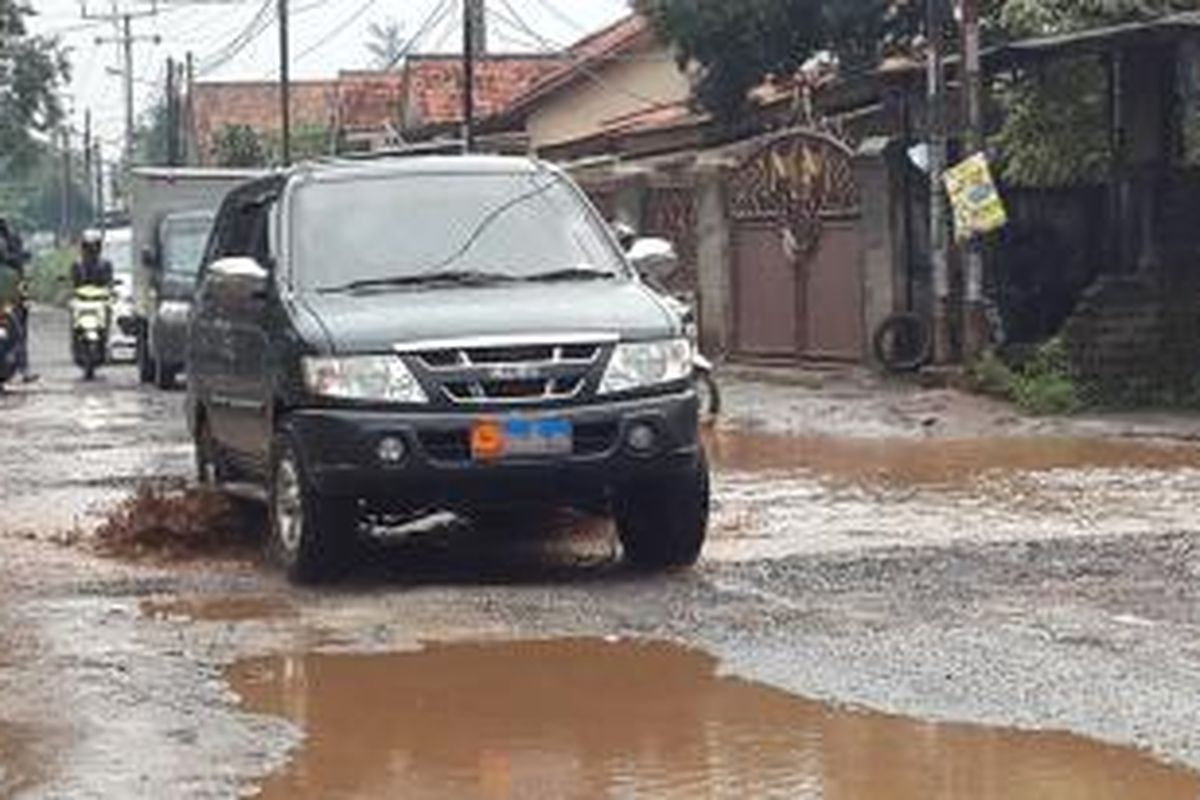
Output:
(288, 390), (702, 511)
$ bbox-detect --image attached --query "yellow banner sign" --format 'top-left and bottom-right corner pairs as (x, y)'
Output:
(943, 153), (1008, 241)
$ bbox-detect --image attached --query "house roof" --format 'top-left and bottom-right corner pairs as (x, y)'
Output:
(192, 80), (338, 150)
(400, 54), (568, 128)
(988, 12), (1200, 68)
(486, 14), (658, 128)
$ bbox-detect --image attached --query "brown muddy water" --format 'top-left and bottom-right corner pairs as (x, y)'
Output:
(230, 639), (1199, 800)
(0, 721), (47, 797)
(705, 431), (1200, 560)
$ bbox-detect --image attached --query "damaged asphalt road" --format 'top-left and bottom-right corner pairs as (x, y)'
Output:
(4, 307), (1200, 797)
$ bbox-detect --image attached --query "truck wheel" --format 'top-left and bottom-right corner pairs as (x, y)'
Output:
(269, 425), (360, 584)
(137, 331), (154, 384)
(614, 452), (710, 570)
(195, 414), (232, 487)
(154, 359), (176, 390)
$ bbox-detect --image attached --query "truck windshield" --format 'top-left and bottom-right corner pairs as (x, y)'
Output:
(162, 215), (214, 275)
(291, 170), (626, 292)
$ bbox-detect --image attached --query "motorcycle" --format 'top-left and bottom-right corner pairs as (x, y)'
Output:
(70, 285), (113, 381)
(621, 229), (722, 422)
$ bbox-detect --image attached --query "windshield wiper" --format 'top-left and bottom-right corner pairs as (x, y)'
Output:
(319, 270), (517, 294)
(521, 267), (620, 283)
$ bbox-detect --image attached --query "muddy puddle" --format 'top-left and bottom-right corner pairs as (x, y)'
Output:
(705, 431), (1200, 560)
(231, 639), (1198, 799)
(142, 594), (294, 623)
(0, 721), (48, 797)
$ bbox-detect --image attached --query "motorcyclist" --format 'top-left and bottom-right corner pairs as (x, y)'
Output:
(72, 229), (115, 290)
(0, 217), (35, 382)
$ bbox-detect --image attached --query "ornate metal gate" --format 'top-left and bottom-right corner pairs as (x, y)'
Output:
(642, 182), (697, 293)
(728, 128), (865, 360)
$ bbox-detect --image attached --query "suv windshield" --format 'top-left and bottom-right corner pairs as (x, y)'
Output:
(162, 214), (214, 275)
(291, 169), (626, 292)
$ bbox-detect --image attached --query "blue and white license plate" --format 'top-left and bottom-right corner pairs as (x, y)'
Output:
(472, 418), (573, 459)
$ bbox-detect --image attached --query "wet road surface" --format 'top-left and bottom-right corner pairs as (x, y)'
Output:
(4, 307), (1200, 797)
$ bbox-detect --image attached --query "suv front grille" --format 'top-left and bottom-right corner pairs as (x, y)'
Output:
(402, 335), (611, 406)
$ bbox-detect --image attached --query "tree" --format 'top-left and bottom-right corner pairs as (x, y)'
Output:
(212, 124), (268, 168)
(633, 0), (920, 119)
(134, 99), (172, 167)
(365, 18), (406, 69)
(0, 0), (68, 178)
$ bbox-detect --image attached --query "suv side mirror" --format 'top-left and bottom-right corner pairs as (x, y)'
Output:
(627, 237), (678, 286)
(209, 256), (269, 299)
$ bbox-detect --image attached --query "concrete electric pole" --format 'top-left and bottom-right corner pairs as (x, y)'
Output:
(278, 0), (291, 166)
(926, 0), (951, 363)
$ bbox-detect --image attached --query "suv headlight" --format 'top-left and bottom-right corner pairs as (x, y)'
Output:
(599, 338), (693, 395)
(302, 356), (428, 404)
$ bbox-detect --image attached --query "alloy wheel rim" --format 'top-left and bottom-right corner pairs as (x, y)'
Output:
(275, 455), (304, 554)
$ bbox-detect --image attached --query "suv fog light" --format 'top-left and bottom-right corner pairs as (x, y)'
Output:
(626, 422), (658, 455)
(377, 436), (408, 465)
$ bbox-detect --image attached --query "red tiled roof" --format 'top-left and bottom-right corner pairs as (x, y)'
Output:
(400, 55), (568, 128)
(192, 81), (337, 156)
(492, 15), (655, 124)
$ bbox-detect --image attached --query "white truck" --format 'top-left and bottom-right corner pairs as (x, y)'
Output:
(130, 167), (263, 388)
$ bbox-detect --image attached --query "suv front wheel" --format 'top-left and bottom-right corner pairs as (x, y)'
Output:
(269, 424), (360, 584)
(614, 452), (710, 570)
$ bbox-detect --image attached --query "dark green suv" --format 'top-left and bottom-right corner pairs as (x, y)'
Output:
(186, 156), (709, 583)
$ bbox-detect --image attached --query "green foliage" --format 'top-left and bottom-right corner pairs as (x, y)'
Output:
(365, 18), (406, 69)
(0, 0), (69, 178)
(211, 124), (268, 168)
(26, 245), (73, 305)
(633, 0), (920, 120)
(991, 58), (1113, 187)
(968, 339), (1084, 416)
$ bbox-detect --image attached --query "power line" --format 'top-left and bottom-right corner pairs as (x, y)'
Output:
(295, 0), (377, 62)
(491, 1), (667, 108)
(527, 0), (590, 35)
(384, 0), (455, 69)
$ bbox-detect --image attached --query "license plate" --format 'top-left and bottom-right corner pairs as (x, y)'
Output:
(472, 418), (572, 460)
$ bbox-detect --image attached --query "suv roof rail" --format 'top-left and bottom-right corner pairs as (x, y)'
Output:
(315, 140), (470, 164)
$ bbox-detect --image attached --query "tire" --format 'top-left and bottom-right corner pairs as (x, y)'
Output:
(614, 452), (710, 570)
(873, 312), (932, 373)
(269, 424), (360, 584)
(137, 330), (154, 384)
(154, 359), (176, 390)
(697, 370), (722, 420)
(194, 414), (233, 487)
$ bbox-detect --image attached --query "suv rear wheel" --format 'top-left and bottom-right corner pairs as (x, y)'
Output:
(614, 452), (710, 570)
(269, 424), (360, 584)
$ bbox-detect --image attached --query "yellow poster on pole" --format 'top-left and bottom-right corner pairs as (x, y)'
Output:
(943, 152), (1008, 241)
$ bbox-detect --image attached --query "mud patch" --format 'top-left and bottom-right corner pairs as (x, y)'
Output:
(0, 721), (50, 797)
(230, 639), (1199, 799)
(706, 430), (1200, 487)
(94, 483), (264, 561)
(142, 594), (295, 623)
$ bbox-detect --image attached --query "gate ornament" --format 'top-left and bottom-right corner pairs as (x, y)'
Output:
(729, 128), (859, 260)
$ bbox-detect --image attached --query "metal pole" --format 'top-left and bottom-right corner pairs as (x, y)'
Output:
(60, 128), (72, 243)
(83, 109), (94, 220)
(166, 56), (178, 166)
(185, 51), (196, 165)
(94, 145), (104, 226)
(926, 0), (951, 363)
(122, 14), (135, 172)
(961, 0), (987, 359)
(462, 0), (476, 152)
(278, 0), (291, 166)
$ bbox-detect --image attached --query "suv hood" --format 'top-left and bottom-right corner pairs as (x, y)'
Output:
(297, 280), (677, 354)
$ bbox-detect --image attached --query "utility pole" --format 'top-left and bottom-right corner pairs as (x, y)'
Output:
(83, 109), (93, 216)
(278, 0), (291, 166)
(926, 0), (951, 363)
(93, 13), (160, 176)
(960, 0), (987, 360)
(94, 144), (104, 225)
(185, 51), (196, 166)
(462, 0), (479, 152)
(166, 56), (179, 166)
(60, 128), (72, 244)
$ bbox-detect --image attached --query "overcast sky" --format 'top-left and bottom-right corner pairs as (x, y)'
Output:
(27, 0), (630, 161)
